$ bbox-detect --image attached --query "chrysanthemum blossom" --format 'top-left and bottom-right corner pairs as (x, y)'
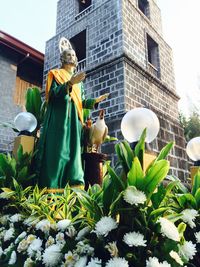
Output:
(158, 217), (180, 241)
(195, 231), (200, 243)
(35, 219), (51, 233)
(169, 250), (183, 266)
(57, 219), (71, 231)
(146, 257), (171, 267)
(123, 186), (146, 206)
(179, 241), (197, 260)
(27, 238), (43, 257)
(87, 257), (102, 267)
(105, 257), (129, 267)
(181, 209), (198, 228)
(74, 256), (88, 267)
(123, 231), (147, 247)
(42, 244), (62, 267)
(94, 217), (117, 236)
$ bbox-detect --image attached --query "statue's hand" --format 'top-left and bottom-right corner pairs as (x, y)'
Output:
(96, 93), (109, 103)
(70, 72), (86, 85)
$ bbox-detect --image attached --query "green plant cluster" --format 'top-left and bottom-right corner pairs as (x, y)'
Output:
(0, 130), (199, 266)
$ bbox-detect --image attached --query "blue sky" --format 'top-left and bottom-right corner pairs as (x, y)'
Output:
(0, 0), (200, 116)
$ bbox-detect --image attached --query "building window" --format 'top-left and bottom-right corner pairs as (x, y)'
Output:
(146, 34), (160, 77)
(138, 0), (149, 18)
(70, 30), (86, 71)
(78, 0), (91, 13)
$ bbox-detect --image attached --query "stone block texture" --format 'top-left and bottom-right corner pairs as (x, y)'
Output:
(0, 54), (21, 152)
(44, 0), (189, 179)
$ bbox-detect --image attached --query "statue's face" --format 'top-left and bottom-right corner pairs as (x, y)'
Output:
(61, 49), (77, 66)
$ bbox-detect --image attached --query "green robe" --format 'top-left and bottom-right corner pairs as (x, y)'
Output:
(37, 79), (96, 189)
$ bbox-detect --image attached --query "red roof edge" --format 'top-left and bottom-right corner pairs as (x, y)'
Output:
(0, 30), (44, 64)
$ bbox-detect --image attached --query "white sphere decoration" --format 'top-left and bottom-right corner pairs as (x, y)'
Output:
(121, 108), (160, 143)
(14, 112), (37, 133)
(186, 137), (200, 161)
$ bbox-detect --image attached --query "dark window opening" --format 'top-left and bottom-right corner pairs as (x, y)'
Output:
(138, 0), (149, 17)
(78, 0), (91, 13)
(147, 34), (159, 68)
(70, 30), (86, 61)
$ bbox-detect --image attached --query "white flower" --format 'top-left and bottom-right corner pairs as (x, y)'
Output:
(45, 236), (55, 248)
(42, 244), (62, 267)
(169, 250), (183, 266)
(179, 241), (196, 260)
(66, 225), (76, 238)
(94, 217), (117, 236)
(35, 219), (51, 233)
(15, 231), (27, 244)
(27, 238), (43, 257)
(158, 217), (180, 241)
(9, 213), (23, 223)
(123, 186), (146, 206)
(76, 241), (94, 255)
(181, 209), (198, 228)
(4, 228), (15, 241)
(105, 241), (118, 257)
(146, 257), (171, 267)
(57, 219), (71, 231)
(64, 251), (77, 267)
(8, 250), (17, 265)
(4, 244), (14, 254)
(76, 226), (91, 241)
(195, 231), (200, 243)
(74, 256), (88, 267)
(56, 232), (65, 243)
(87, 258), (102, 267)
(26, 234), (36, 244)
(123, 231), (147, 247)
(17, 239), (29, 253)
(0, 246), (3, 257)
(23, 258), (35, 267)
(105, 257), (129, 267)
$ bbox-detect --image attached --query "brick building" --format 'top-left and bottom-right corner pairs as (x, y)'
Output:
(0, 31), (44, 152)
(44, 0), (189, 179)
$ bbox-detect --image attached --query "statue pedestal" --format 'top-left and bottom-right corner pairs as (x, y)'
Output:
(83, 152), (107, 190)
(13, 135), (35, 159)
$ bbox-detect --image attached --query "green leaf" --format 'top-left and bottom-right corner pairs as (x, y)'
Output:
(177, 193), (197, 209)
(127, 157), (144, 188)
(17, 144), (23, 161)
(17, 166), (28, 182)
(25, 87), (42, 124)
(155, 142), (174, 162)
(191, 169), (200, 196)
(194, 188), (200, 209)
(107, 163), (126, 191)
(144, 160), (170, 200)
(134, 128), (146, 163)
(177, 222), (186, 238)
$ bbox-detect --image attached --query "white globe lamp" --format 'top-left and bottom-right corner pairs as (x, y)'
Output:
(14, 112), (37, 135)
(121, 107), (160, 145)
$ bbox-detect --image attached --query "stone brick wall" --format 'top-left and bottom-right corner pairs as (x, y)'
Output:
(0, 54), (20, 152)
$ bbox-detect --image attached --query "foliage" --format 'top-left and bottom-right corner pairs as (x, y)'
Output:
(179, 112), (200, 141)
(0, 131), (199, 266)
(0, 145), (36, 190)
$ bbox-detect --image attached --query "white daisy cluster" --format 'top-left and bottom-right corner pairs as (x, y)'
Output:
(123, 231), (147, 247)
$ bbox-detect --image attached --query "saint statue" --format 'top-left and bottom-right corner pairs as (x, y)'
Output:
(37, 38), (108, 192)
